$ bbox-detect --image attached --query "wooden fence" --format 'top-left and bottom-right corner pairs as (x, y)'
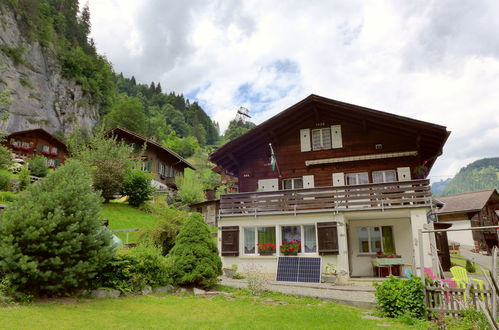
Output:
(425, 282), (494, 317)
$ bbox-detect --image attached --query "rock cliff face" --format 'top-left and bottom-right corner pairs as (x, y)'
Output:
(0, 10), (99, 135)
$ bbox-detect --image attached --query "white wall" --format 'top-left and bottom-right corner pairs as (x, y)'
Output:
(440, 220), (474, 248)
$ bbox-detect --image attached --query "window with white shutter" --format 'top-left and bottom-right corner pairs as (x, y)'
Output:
(311, 128), (332, 150)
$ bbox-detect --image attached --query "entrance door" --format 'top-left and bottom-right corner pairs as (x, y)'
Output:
(434, 223), (452, 271)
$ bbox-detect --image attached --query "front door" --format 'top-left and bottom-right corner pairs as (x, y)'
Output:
(434, 223), (452, 271)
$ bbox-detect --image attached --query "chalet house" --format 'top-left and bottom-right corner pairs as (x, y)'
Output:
(107, 127), (196, 190)
(210, 94), (450, 280)
(434, 190), (499, 253)
(3, 128), (69, 168)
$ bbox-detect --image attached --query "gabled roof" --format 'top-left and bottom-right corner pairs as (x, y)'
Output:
(106, 126), (196, 170)
(210, 94), (450, 174)
(8, 128), (68, 150)
(434, 189), (499, 215)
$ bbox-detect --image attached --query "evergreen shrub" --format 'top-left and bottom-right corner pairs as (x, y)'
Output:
(123, 169), (155, 206)
(97, 244), (170, 293)
(465, 260), (476, 273)
(0, 170), (11, 191)
(17, 165), (30, 190)
(374, 276), (426, 319)
(28, 155), (48, 177)
(0, 161), (115, 297)
(167, 213), (222, 288)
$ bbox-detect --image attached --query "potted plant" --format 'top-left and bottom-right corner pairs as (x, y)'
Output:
(280, 240), (300, 256)
(223, 264), (238, 278)
(413, 164), (429, 179)
(257, 242), (276, 255)
(321, 263), (337, 284)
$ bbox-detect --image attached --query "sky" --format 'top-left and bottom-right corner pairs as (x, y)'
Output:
(85, 0), (499, 181)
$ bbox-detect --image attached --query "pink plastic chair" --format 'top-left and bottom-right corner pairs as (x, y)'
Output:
(424, 267), (456, 303)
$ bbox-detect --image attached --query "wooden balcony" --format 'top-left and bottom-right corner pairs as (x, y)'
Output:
(219, 179), (432, 217)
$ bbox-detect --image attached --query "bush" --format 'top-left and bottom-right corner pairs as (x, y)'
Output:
(374, 276), (426, 319)
(444, 308), (489, 329)
(137, 198), (189, 255)
(123, 169), (155, 207)
(465, 260), (476, 273)
(175, 168), (204, 206)
(0, 169), (11, 191)
(28, 155), (48, 177)
(17, 165), (30, 191)
(0, 145), (12, 169)
(0, 161), (115, 297)
(96, 244), (170, 293)
(167, 213), (222, 288)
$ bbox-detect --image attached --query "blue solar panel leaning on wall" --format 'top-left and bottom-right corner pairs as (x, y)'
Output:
(276, 257), (321, 283)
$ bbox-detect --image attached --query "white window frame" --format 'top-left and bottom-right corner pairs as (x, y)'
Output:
(282, 177), (303, 190)
(372, 170), (397, 183)
(280, 224), (317, 255)
(357, 226), (394, 255)
(242, 226), (277, 256)
(311, 128), (331, 151)
(345, 172), (369, 185)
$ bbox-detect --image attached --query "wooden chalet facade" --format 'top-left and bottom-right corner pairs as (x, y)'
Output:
(210, 94), (450, 279)
(435, 190), (499, 253)
(107, 127), (195, 190)
(3, 128), (69, 168)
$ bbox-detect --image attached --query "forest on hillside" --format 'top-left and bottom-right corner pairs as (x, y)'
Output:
(440, 157), (499, 195)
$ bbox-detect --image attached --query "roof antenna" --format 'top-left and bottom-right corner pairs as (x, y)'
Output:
(235, 106), (251, 123)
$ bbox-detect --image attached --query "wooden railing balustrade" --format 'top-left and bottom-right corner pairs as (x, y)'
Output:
(219, 179), (431, 217)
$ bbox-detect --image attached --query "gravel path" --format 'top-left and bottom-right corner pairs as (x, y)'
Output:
(220, 277), (376, 309)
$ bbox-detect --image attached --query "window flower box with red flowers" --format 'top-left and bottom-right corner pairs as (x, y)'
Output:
(257, 242), (276, 256)
(280, 240), (301, 256)
(41, 150), (51, 156)
(50, 152), (58, 156)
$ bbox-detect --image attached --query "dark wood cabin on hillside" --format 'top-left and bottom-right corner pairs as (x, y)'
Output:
(106, 127), (196, 190)
(3, 128), (69, 168)
(210, 94), (450, 280)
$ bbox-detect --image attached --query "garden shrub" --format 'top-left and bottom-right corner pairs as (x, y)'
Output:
(96, 244), (170, 293)
(0, 169), (11, 191)
(123, 169), (155, 206)
(0, 145), (12, 169)
(175, 168), (204, 206)
(374, 276), (426, 319)
(0, 161), (115, 297)
(465, 259), (476, 273)
(17, 165), (30, 191)
(27, 155), (48, 177)
(167, 213), (222, 288)
(137, 201), (189, 255)
(444, 308), (489, 329)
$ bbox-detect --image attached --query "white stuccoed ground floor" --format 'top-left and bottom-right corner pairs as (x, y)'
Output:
(218, 207), (434, 279)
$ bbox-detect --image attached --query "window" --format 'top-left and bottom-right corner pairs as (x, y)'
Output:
(346, 172), (369, 185)
(51, 147), (58, 155)
(281, 225), (317, 253)
(311, 128), (331, 151)
(372, 170), (397, 183)
(141, 160), (152, 172)
(283, 178), (303, 190)
(243, 227), (276, 255)
(357, 226), (395, 254)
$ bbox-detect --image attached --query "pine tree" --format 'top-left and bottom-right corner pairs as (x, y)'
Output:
(167, 213), (222, 288)
(0, 161), (115, 297)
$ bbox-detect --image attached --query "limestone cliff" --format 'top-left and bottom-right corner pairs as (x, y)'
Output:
(0, 9), (99, 135)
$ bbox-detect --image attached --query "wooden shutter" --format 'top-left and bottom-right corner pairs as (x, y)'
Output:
(133, 143), (139, 152)
(317, 222), (339, 255)
(331, 125), (342, 148)
(258, 178), (278, 192)
(397, 167), (411, 181)
(303, 175), (314, 188)
(300, 129), (311, 152)
(221, 226), (239, 256)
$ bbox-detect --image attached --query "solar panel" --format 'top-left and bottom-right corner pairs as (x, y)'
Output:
(276, 257), (321, 283)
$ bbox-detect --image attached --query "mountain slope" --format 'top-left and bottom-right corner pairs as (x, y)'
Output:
(442, 157), (499, 195)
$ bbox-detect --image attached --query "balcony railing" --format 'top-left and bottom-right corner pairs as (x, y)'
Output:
(219, 179), (431, 217)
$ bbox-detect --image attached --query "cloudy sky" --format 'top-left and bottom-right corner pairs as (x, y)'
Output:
(86, 0), (499, 180)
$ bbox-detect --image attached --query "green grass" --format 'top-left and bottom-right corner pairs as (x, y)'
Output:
(0, 288), (416, 329)
(100, 202), (162, 243)
(450, 254), (486, 275)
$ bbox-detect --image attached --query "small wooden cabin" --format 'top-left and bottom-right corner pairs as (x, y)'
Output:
(106, 127), (196, 190)
(3, 128), (69, 167)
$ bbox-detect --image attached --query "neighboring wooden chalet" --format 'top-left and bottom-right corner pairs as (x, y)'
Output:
(434, 190), (499, 253)
(106, 127), (195, 190)
(210, 94), (450, 280)
(3, 128), (69, 168)
(189, 199), (220, 226)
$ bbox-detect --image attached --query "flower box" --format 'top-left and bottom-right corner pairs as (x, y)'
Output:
(280, 240), (301, 256)
(50, 152), (58, 156)
(259, 250), (274, 256)
(257, 242), (276, 256)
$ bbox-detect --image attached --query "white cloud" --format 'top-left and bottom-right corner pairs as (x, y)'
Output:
(86, 0), (499, 179)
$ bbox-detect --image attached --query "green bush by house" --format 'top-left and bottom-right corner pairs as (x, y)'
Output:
(27, 155), (48, 177)
(167, 213), (222, 288)
(374, 276), (426, 319)
(0, 160), (115, 297)
(123, 169), (155, 206)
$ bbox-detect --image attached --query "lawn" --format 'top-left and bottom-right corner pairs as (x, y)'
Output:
(450, 253), (486, 275)
(100, 202), (163, 243)
(0, 288), (416, 329)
